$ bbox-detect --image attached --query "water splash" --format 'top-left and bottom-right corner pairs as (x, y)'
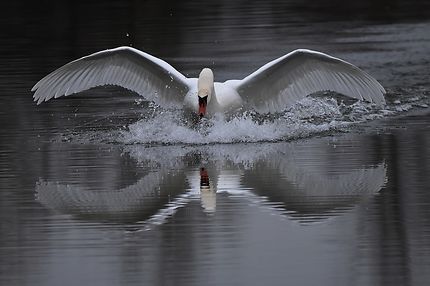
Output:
(62, 92), (429, 146)
(117, 97), (379, 145)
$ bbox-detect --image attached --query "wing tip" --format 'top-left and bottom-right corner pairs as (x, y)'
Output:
(32, 89), (47, 105)
(34, 96), (43, 105)
(372, 79), (387, 105)
(31, 79), (43, 92)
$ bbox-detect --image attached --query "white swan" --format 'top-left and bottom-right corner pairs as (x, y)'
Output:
(31, 46), (386, 117)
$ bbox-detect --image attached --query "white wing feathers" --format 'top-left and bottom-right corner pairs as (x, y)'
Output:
(32, 47), (386, 113)
(31, 46), (190, 107)
(235, 49), (386, 113)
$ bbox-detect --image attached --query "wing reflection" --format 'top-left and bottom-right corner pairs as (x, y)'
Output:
(35, 135), (387, 225)
(36, 169), (189, 223)
(242, 161), (386, 223)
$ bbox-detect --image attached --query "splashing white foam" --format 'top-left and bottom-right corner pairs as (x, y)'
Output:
(118, 98), (354, 145)
(64, 93), (428, 146)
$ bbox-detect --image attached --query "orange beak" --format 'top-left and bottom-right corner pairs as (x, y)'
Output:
(198, 96), (207, 118)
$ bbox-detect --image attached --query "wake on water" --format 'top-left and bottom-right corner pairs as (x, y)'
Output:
(62, 91), (429, 146)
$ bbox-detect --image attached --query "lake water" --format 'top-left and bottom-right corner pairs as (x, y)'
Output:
(1, 1), (430, 285)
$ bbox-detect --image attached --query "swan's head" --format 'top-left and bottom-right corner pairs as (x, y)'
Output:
(197, 68), (214, 118)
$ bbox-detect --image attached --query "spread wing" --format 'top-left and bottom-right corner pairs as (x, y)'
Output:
(31, 46), (191, 108)
(234, 49), (386, 113)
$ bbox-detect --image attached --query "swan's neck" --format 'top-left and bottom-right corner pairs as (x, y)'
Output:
(198, 68), (214, 100)
(197, 68), (214, 117)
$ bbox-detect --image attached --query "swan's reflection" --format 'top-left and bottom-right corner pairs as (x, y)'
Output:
(35, 135), (387, 225)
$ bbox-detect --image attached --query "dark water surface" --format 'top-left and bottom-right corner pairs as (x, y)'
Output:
(1, 1), (430, 285)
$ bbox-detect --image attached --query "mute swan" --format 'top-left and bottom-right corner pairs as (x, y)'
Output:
(31, 46), (386, 117)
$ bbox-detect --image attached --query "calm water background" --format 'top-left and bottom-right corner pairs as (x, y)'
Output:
(1, 1), (430, 285)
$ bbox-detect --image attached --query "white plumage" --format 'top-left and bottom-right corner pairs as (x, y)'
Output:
(32, 46), (385, 115)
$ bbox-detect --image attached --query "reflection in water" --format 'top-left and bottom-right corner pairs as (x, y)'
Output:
(35, 136), (386, 226)
(199, 168), (216, 213)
